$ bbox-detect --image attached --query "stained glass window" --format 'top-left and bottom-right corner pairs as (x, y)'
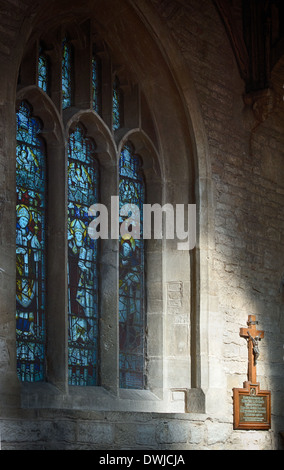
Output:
(38, 51), (49, 93)
(62, 38), (72, 110)
(113, 76), (122, 131)
(68, 125), (99, 386)
(119, 143), (145, 389)
(92, 52), (101, 114)
(16, 101), (46, 382)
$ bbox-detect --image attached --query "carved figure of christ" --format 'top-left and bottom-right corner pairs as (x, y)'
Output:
(240, 315), (264, 385)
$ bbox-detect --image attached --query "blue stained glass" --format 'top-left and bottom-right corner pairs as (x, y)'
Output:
(113, 76), (121, 131)
(62, 38), (72, 109)
(92, 55), (101, 113)
(16, 101), (46, 382)
(119, 143), (145, 389)
(38, 53), (48, 93)
(68, 125), (99, 386)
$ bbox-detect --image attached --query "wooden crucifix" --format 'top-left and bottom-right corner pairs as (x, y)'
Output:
(233, 314), (271, 430)
(240, 314), (264, 385)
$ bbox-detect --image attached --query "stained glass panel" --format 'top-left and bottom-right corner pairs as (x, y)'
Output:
(119, 143), (145, 389)
(62, 38), (72, 110)
(38, 53), (48, 93)
(92, 54), (101, 114)
(68, 125), (99, 386)
(113, 76), (121, 131)
(16, 101), (46, 382)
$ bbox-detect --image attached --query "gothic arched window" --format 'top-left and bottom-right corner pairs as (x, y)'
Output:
(67, 125), (100, 386)
(16, 101), (47, 382)
(119, 142), (145, 389)
(15, 26), (165, 404)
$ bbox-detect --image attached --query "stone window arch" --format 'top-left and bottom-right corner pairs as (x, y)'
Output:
(16, 24), (165, 404)
(13, 11), (204, 414)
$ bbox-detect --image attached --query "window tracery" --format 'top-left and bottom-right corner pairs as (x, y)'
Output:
(17, 25), (164, 400)
(16, 32), (150, 390)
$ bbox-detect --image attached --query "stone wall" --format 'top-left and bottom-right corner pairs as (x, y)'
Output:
(150, 0), (284, 437)
(0, 409), (280, 450)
